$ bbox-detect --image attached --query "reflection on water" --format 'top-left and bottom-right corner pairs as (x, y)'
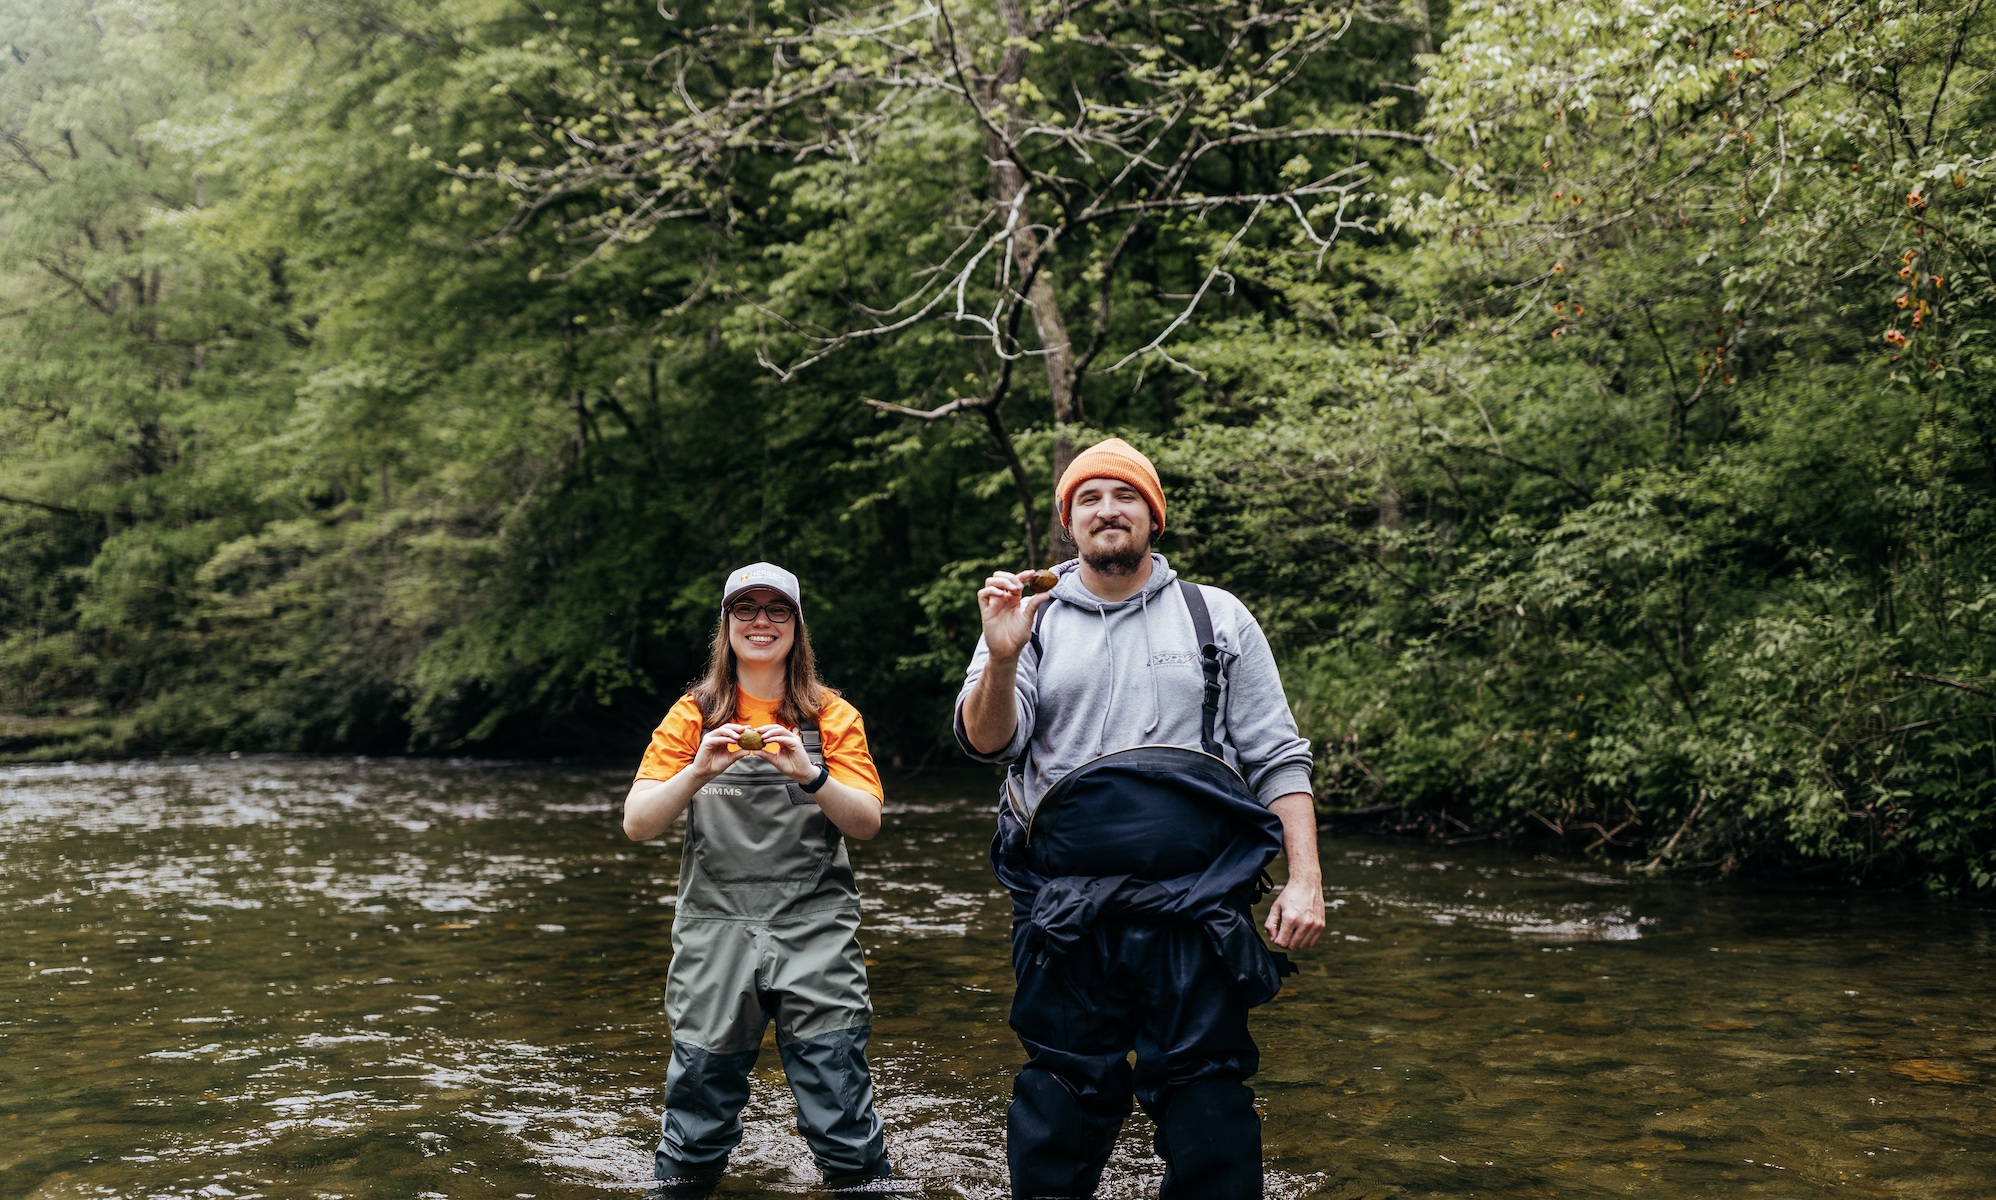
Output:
(3, 757), (1993, 1198)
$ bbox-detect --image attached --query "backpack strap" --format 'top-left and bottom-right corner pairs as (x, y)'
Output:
(1027, 594), (1053, 661)
(1179, 580), (1227, 758)
(1009, 600), (1057, 799)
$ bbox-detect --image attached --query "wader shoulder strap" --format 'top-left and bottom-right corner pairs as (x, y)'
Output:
(1030, 581), (1228, 756)
(788, 718), (827, 807)
(1179, 580), (1227, 759)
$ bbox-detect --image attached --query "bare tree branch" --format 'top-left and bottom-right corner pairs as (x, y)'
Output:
(860, 395), (987, 420)
(1102, 198), (1269, 380)
(1893, 670), (1996, 699)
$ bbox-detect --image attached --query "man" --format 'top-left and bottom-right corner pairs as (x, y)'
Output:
(955, 436), (1325, 1199)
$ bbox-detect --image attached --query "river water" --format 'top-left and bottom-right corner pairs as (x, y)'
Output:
(3, 757), (1992, 1199)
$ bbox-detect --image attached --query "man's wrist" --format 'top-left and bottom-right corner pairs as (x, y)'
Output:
(982, 643), (1023, 670)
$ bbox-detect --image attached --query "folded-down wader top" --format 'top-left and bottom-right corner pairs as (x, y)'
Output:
(992, 743), (1294, 1006)
(990, 578), (1297, 1005)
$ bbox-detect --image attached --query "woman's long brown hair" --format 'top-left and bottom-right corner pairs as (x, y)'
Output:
(688, 609), (835, 731)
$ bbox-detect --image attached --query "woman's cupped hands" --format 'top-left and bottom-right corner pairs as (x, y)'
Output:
(693, 724), (816, 784)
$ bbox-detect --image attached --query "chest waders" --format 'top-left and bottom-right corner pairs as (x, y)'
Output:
(994, 582), (1293, 1200)
(655, 725), (890, 1185)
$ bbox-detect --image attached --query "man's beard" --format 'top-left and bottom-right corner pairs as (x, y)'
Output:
(1079, 524), (1151, 576)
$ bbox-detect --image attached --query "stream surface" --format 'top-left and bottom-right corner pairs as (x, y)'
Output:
(2, 757), (1993, 1199)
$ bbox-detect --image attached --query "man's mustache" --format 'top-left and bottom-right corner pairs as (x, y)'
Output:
(1086, 518), (1134, 534)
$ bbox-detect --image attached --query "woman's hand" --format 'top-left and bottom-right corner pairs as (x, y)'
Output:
(744, 725), (882, 840)
(749, 725), (819, 784)
(690, 724), (753, 781)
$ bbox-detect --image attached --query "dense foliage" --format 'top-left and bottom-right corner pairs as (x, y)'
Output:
(2, 0), (1993, 886)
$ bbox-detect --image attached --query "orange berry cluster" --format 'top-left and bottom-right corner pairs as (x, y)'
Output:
(1884, 247), (1943, 349)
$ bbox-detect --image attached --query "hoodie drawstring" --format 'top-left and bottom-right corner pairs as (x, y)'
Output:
(1094, 603), (1116, 755)
(1140, 588), (1162, 737)
(1046, 554), (1172, 758)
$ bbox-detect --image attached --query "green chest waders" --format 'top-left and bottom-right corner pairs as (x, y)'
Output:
(655, 727), (890, 1183)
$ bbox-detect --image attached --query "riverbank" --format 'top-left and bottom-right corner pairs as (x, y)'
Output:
(0, 711), (116, 761)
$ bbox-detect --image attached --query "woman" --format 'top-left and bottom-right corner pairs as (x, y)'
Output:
(624, 562), (893, 1191)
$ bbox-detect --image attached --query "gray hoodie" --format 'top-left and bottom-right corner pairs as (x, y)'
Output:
(952, 553), (1314, 816)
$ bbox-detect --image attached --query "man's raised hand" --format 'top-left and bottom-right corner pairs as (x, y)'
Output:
(977, 570), (1053, 662)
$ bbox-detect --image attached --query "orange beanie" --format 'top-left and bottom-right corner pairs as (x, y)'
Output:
(1056, 437), (1166, 533)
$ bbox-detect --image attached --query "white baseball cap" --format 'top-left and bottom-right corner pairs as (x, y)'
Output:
(721, 562), (803, 618)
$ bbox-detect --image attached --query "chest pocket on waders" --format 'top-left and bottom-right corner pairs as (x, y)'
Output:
(687, 724), (837, 888)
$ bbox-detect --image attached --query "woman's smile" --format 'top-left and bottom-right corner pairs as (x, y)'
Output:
(727, 586), (797, 668)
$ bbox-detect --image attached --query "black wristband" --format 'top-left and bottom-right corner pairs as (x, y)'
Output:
(799, 763), (831, 793)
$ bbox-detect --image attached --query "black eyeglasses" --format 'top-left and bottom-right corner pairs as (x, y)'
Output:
(728, 602), (795, 624)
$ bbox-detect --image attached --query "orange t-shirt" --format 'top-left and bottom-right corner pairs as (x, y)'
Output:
(633, 687), (884, 802)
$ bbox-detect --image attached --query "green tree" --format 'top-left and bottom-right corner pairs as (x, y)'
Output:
(1181, 0), (1996, 884)
(6, 0), (1994, 889)
(471, 0), (1429, 559)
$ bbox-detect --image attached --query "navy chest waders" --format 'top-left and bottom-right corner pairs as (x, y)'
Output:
(655, 725), (889, 1183)
(993, 581), (1296, 1200)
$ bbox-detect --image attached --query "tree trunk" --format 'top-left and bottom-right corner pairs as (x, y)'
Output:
(987, 0), (1079, 562)
(1409, 0), (1433, 55)
(982, 406), (1043, 568)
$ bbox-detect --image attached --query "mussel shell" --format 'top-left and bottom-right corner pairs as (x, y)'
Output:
(736, 729), (765, 751)
(1022, 568), (1060, 596)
